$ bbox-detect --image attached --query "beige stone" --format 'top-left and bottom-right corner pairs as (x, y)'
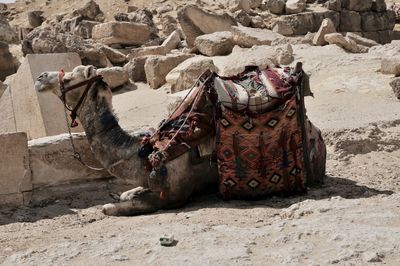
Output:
(145, 54), (194, 89)
(324, 33), (368, 53)
(389, 77), (400, 99)
(124, 56), (149, 82)
(381, 55), (400, 76)
(194, 31), (234, 56)
(0, 133), (31, 202)
(286, 0), (307, 14)
(129, 46), (167, 59)
(97, 67), (129, 89)
(0, 53), (83, 140)
(166, 56), (216, 93)
(232, 25), (283, 47)
(345, 32), (379, 47)
(28, 133), (110, 188)
(92, 21), (152, 46)
(161, 30), (181, 52)
(313, 18), (336, 46)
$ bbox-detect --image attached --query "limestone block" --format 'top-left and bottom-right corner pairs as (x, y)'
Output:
(313, 18), (336, 46)
(389, 77), (400, 99)
(194, 31), (234, 56)
(342, 0), (372, 12)
(324, 33), (369, 53)
(144, 54), (194, 89)
(166, 56), (216, 93)
(286, 0), (307, 15)
(28, 133), (110, 188)
(381, 55), (400, 76)
(92, 22), (152, 46)
(124, 56), (149, 82)
(340, 10), (362, 32)
(97, 67), (129, 89)
(0, 133), (31, 201)
(371, 0), (386, 12)
(345, 32), (379, 47)
(267, 0), (286, 15)
(361, 11), (396, 32)
(362, 30), (392, 44)
(232, 25), (283, 47)
(0, 53), (83, 139)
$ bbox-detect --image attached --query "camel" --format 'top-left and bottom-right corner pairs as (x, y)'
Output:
(35, 65), (325, 216)
(35, 65), (218, 216)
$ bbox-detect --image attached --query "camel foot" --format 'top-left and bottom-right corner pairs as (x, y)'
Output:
(102, 188), (164, 216)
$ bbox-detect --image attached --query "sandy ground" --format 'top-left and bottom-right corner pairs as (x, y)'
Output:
(1, 44), (400, 265)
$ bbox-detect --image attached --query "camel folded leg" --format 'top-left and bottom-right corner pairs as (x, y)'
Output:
(102, 187), (174, 216)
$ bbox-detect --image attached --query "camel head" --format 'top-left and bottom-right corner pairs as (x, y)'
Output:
(35, 65), (99, 107)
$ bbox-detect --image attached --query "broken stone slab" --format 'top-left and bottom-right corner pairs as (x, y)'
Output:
(0, 53), (83, 139)
(194, 31), (234, 56)
(389, 77), (400, 99)
(212, 44), (293, 76)
(339, 10), (361, 32)
(28, 11), (44, 28)
(162, 30), (181, 52)
(97, 44), (127, 65)
(381, 55), (400, 76)
(0, 133), (32, 202)
(92, 21), (152, 46)
(285, 0), (307, 15)
(362, 30), (392, 44)
(145, 54), (194, 89)
(345, 32), (379, 47)
(324, 33), (369, 53)
(97, 67), (129, 89)
(313, 18), (336, 46)
(342, 0), (372, 12)
(229, 0), (252, 13)
(233, 10), (252, 26)
(0, 41), (19, 81)
(72, 20), (100, 39)
(70, 0), (104, 22)
(166, 56), (216, 93)
(232, 25), (284, 47)
(266, 0), (286, 15)
(177, 5), (237, 47)
(325, 0), (342, 11)
(372, 0), (386, 12)
(28, 133), (110, 189)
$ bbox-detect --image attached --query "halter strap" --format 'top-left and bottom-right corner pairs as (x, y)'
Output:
(58, 69), (103, 127)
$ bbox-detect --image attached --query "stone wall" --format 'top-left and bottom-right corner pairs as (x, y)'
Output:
(0, 132), (111, 207)
(272, 0), (395, 43)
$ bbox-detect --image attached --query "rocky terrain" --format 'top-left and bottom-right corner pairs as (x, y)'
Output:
(1, 0), (400, 265)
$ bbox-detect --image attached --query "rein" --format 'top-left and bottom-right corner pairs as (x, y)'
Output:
(58, 69), (105, 172)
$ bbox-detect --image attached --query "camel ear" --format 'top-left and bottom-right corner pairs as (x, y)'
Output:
(84, 65), (96, 79)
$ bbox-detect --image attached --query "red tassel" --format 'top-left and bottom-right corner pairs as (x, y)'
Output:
(71, 120), (79, 128)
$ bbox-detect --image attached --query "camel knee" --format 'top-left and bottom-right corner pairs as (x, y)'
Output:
(119, 186), (150, 201)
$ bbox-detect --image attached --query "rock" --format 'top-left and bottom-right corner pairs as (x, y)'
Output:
(161, 30), (181, 52)
(345, 32), (379, 47)
(372, 0), (387, 12)
(92, 22), (152, 46)
(160, 15), (177, 36)
(381, 55), (400, 76)
(129, 46), (167, 58)
(342, 0), (372, 12)
(71, 0), (104, 22)
(324, 33), (369, 53)
(72, 20), (100, 39)
(229, 0), (251, 13)
(325, 0), (342, 11)
(363, 30), (392, 44)
(212, 45), (293, 76)
(285, 0), (307, 15)
(166, 56), (216, 93)
(0, 41), (19, 81)
(340, 10), (361, 32)
(97, 67), (129, 89)
(389, 77), (400, 99)
(233, 10), (252, 27)
(124, 56), (148, 82)
(97, 45), (127, 65)
(177, 5), (237, 47)
(232, 25), (283, 47)
(251, 15), (265, 28)
(27, 11), (44, 28)
(22, 28), (110, 68)
(194, 31), (234, 56)
(0, 16), (18, 43)
(144, 54), (194, 89)
(313, 18), (336, 46)
(114, 9), (154, 27)
(361, 11), (396, 32)
(362, 252), (383, 263)
(267, 0), (286, 14)
(249, 0), (263, 9)
(272, 11), (340, 36)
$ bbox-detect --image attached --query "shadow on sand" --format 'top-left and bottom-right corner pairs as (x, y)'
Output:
(0, 175), (394, 226)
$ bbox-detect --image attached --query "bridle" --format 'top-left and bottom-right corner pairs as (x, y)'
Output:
(58, 69), (105, 171)
(58, 69), (103, 128)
